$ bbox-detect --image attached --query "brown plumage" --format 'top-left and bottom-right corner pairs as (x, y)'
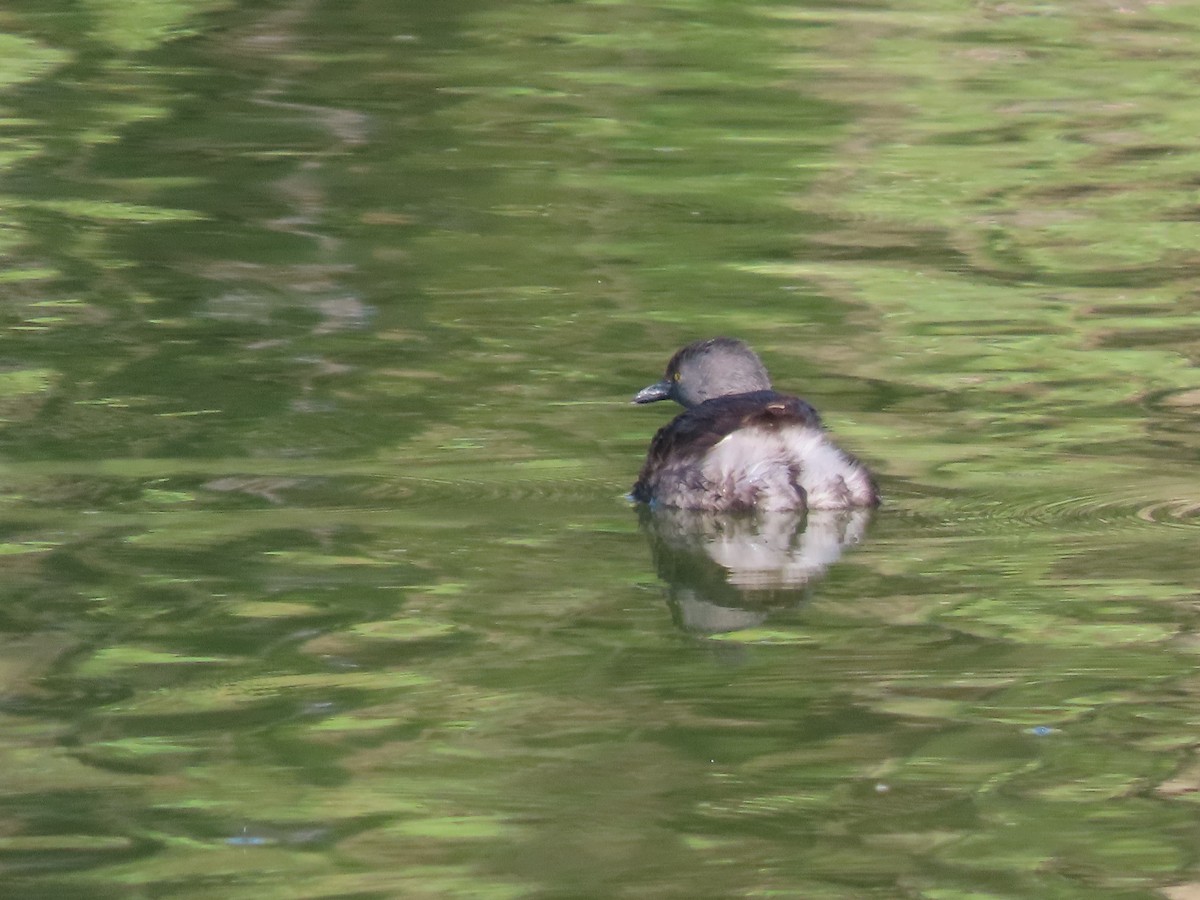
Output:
(631, 339), (878, 512)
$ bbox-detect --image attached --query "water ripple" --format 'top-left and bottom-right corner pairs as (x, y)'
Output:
(896, 483), (1200, 535)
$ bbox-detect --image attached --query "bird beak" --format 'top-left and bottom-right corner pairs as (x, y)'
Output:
(632, 380), (672, 404)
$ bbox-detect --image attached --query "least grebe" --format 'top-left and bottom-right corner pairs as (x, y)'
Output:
(631, 337), (879, 512)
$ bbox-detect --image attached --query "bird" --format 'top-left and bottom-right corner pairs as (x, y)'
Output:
(631, 337), (879, 512)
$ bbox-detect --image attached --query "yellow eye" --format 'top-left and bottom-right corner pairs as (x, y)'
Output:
(673, 372), (681, 382)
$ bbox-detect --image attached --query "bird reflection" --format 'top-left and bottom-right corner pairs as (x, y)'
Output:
(638, 506), (872, 634)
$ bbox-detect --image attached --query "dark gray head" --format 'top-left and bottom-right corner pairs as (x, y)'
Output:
(633, 337), (772, 408)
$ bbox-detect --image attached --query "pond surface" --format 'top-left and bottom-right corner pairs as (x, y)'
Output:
(2, 1), (1200, 897)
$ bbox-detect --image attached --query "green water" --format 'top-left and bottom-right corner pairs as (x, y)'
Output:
(2, 1), (1200, 897)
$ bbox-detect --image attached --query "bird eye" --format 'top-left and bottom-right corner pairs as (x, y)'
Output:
(673, 372), (681, 382)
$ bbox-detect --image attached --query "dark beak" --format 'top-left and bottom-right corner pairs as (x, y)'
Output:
(633, 380), (672, 404)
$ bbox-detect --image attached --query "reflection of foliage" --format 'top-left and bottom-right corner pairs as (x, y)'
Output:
(80, 0), (236, 52)
(0, 34), (69, 257)
(1, 0), (1200, 897)
(751, 2), (1200, 479)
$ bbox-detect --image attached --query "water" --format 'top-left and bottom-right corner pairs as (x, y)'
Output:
(2, 1), (1199, 897)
